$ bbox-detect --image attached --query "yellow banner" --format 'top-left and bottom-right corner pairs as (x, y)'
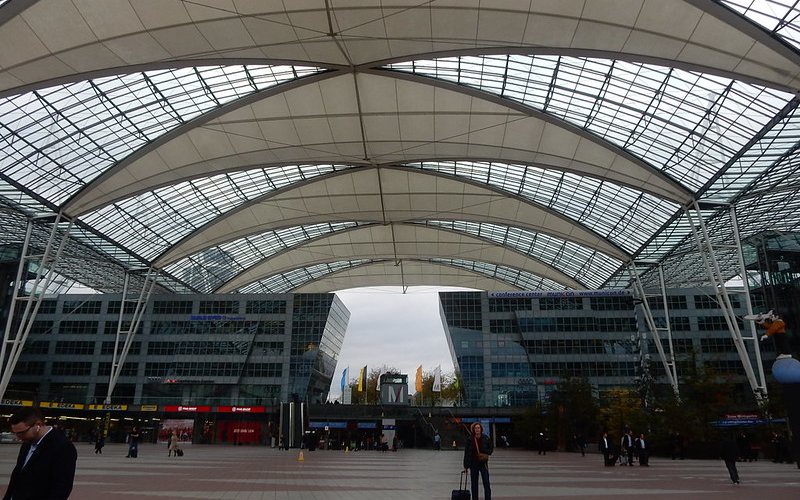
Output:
(88, 404), (128, 411)
(140, 404), (158, 412)
(1, 399), (34, 407)
(40, 402), (85, 410)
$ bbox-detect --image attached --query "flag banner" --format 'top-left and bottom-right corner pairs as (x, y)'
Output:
(340, 367), (349, 394)
(433, 365), (442, 392)
(415, 365), (423, 392)
(358, 365), (367, 392)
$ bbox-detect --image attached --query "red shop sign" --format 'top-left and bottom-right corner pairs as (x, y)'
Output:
(163, 405), (211, 412)
(217, 406), (266, 413)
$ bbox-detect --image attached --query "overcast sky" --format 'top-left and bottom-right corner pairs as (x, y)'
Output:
(329, 286), (467, 399)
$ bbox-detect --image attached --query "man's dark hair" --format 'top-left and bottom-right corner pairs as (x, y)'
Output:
(9, 407), (44, 426)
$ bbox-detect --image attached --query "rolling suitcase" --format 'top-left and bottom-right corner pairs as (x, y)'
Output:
(451, 470), (470, 500)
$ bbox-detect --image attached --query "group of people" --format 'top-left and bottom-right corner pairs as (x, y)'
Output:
(599, 430), (649, 466)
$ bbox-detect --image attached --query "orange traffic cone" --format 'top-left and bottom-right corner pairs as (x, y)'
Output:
(297, 450), (305, 461)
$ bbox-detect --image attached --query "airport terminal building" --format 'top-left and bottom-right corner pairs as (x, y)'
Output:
(6, 293), (349, 407)
(441, 289), (777, 407)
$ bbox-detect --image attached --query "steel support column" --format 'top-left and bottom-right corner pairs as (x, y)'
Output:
(628, 261), (679, 396)
(0, 212), (73, 401)
(105, 267), (159, 404)
(685, 201), (765, 402)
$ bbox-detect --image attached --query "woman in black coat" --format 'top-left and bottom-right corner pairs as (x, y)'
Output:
(463, 422), (493, 500)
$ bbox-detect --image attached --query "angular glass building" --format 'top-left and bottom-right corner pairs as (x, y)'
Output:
(7, 293), (349, 406)
(441, 289), (775, 407)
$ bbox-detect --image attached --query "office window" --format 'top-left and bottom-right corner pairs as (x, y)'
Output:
(14, 361), (45, 375)
(97, 362), (139, 377)
(198, 300), (239, 314)
(700, 338), (736, 353)
(152, 300), (193, 314)
(62, 300), (102, 314)
(647, 295), (688, 310)
(51, 362), (92, 376)
(58, 320), (99, 335)
(243, 363), (283, 378)
(539, 297), (584, 310)
(488, 297), (532, 312)
(55, 341), (95, 355)
(589, 296), (634, 311)
(22, 340), (50, 354)
(101, 341), (140, 355)
(246, 300), (286, 314)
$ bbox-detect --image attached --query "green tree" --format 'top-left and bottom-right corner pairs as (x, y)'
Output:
(415, 369), (461, 406)
(546, 378), (600, 449)
(598, 388), (648, 439)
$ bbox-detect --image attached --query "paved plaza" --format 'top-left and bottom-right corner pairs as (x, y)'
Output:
(1, 443), (798, 499)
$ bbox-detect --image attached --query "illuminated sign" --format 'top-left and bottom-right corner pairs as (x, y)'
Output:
(88, 404), (128, 411)
(40, 402), (85, 409)
(488, 290), (632, 298)
(0, 399), (33, 407)
(189, 315), (246, 321)
(163, 405), (211, 413)
(217, 406), (266, 413)
(140, 405), (159, 412)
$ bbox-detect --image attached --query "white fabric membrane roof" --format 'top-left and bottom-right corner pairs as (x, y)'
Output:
(1, 0), (800, 294)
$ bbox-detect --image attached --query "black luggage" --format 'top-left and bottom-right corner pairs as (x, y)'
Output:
(451, 470), (470, 500)
(176, 448), (184, 457)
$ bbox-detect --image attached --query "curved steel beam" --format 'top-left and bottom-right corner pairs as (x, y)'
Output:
(214, 222), (585, 293)
(291, 258), (525, 293)
(154, 166), (630, 266)
(0, 58), (348, 100)
(363, 67), (693, 203)
(685, 0), (800, 69)
(62, 69), (345, 216)
(361, 46), (800, 94)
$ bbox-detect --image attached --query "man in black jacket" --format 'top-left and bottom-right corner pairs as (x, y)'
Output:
(3, 407), (77, 500)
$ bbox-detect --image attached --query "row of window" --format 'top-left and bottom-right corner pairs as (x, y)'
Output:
(449, 294), (746, 316)
(522, 338), (637, 355)
(14, 361), (285, 378)
(518, 316), (637, 333)
(23, 299), (290, 316)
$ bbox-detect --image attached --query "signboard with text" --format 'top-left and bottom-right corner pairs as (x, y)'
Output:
(0, 399), (33, 407)
(40, 402), (85, 410)
(217, 406), (266, 413)
(88, 404), (128, 411)
(162, 405), (211, 413)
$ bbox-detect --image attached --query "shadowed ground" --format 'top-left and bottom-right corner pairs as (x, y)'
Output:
(1, 443), (798, 499)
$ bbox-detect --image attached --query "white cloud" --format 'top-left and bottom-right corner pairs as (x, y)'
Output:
(330, 286), (469, 398)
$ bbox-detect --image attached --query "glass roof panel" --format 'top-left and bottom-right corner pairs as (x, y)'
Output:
(705, 98), (800, 200)
(434, 259), (567, 290)
(165, 221), (363, 293)
(81, 165), (356, 260)
(235, 257), (567, 293)
(0, 65), (323, 205)
(720, 0), (800, 50)
(387, 56), (793, 192)
(406, 161), (677, 253)
(421, 220), (623, 288)
(238, 260), (373, 293)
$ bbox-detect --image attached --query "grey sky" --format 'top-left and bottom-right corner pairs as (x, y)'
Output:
(330, 286), (465, 399)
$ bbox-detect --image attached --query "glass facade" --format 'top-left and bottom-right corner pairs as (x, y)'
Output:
(441, 289), (774, 407)
(7, 293), (349, 406)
